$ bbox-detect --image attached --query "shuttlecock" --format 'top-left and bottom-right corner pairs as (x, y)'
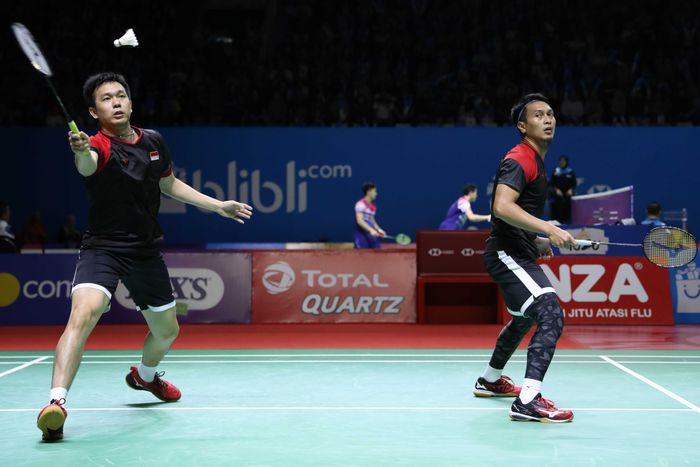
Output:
(114, 28), (138, 47)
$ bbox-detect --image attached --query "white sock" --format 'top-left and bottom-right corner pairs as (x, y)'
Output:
(137, 363), (157, 382)
(481, 365), (503, 383)
(50, 387), (68, 403)
(519, 378), (542, 404)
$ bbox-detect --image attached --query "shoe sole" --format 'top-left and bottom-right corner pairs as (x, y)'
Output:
(473, 389), (519, 398)
(37, 406), (65, 441)
(126, 374), (181, 402)
(509, 411), (574, 423)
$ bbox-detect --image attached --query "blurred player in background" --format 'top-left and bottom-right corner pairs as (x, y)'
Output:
(438, 184), (491, 230)
(353, 182), (386, 248)
(36, 72), (253, 441)
(641, 201), (666, 226)
(549, 154), (577, 223)
(474, 93), (575, 423)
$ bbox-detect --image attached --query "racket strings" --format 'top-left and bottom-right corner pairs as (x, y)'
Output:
(643, 227), (697, 268)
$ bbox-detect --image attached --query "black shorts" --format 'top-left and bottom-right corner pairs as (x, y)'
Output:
(72, 247), (175, 312)
(484, 250), (556, 317)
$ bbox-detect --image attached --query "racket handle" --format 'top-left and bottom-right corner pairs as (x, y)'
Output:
(68, 120), (80, 134)
(575, 239), (597, 247)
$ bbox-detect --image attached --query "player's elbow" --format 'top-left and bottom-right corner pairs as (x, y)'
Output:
(492, 200), (507, 219)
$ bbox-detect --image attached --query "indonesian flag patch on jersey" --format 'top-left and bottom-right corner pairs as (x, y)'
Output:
(149, 151), (160, 161)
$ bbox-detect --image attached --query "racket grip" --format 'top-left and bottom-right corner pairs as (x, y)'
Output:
(68, 120), (80, 134)
(575, 239), (596, 247)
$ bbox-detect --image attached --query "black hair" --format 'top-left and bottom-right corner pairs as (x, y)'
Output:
(362, 182), (376, 195)
(463, 184), (477, 196)
(510, 92), (551, 127)
(82, 72), (131, 107)
(646, 201), (662, 216)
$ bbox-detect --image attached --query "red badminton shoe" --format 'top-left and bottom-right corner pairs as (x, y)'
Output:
(473, 375), (521, 397)
(509, 393), (574, 423)
(125, 367), (181, 402)
(37, 399), (67, 441)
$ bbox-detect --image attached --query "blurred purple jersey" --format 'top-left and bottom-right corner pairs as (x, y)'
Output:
(353, 198), (380, 249)
(439, 196), (471, 230)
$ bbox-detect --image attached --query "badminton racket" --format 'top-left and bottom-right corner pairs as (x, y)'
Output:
(383, 233), (411, 245)
(11, 23), (80, 134)
(570, 226), (696, 268)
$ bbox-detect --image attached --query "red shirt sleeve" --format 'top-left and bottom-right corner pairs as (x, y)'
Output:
(504, 144), (538, 184)
(89, 133), (112, 173)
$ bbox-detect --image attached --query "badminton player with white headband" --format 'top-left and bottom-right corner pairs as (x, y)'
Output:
(472, 93), (576, 423)
(36, 72), (253, 441)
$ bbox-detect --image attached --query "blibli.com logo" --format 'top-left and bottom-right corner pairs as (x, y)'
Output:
(263, 262), (296, 295)
(161, 161), (352, 214)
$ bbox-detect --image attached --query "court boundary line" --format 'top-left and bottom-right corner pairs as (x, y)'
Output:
(600, 355), (700, 414)
(0, 406), (695, 413)
(0, 356), (49, 378)
(3, 353), (700, 359)
(0, 359), (644, 365)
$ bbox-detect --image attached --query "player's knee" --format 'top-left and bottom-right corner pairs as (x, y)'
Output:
(68, 301), (104, 328)
(529, 293), (564, 337)
(152, 321), (179, 342)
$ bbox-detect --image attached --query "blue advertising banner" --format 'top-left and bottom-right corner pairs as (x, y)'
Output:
(0, 252), (251, 325)
(1, 127), (696, 244)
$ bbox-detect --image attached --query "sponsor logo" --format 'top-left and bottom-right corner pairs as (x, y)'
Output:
(262, 262), (296, 295)
(542, 262), (648, 303)
(149, 151), (160, 161)
(675, 263), (700, 314)
(427, 248), (455, 257)
(161, 160), (352, 215)
(0, 273), (72, 307)
(260, 262), (403, 316)
(302, 295), (403, 315)
(0, 273), (21, 307)
(115, 267), (224, 311)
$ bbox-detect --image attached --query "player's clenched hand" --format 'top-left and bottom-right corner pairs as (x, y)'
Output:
(547, 225), (575, 249)
(534, 236), (553, 259)
(68, 131), (90, 155)
(217, 200), (253, 224)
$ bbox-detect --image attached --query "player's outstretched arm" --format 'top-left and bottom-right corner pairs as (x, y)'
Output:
(159, 174), (253, 224)
(68, 131), (98, 176)
(492, 184), (573, 248)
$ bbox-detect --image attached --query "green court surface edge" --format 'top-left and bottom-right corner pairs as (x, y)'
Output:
(1, 349), (698, 466)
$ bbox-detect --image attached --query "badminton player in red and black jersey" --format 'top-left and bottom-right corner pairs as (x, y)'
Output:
(37, 72), (253, 441)
(472, 93), (576, 423)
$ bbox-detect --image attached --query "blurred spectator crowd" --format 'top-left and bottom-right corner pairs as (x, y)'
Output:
(2, 0), (699, 128)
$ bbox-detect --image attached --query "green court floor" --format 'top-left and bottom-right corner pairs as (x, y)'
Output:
(1, 349), (699, 466)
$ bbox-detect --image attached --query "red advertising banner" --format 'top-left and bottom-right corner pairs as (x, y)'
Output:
(252, 250), (416, 323)
(499, 256), (673, 324)
(416, 230), (489, 275)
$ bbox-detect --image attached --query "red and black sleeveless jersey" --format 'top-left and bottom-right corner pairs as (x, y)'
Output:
(82, 127), (173, 249)
(485, 141), (548, 260)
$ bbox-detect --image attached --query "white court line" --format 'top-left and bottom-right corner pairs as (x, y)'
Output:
(5, 360), (700, 366)
(2, 353), (700, 359)
(601, 356), (700, 414)
(0, 356), (49, 378)
(4, 359), (700, 365)
(0, 406), (694, 413)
